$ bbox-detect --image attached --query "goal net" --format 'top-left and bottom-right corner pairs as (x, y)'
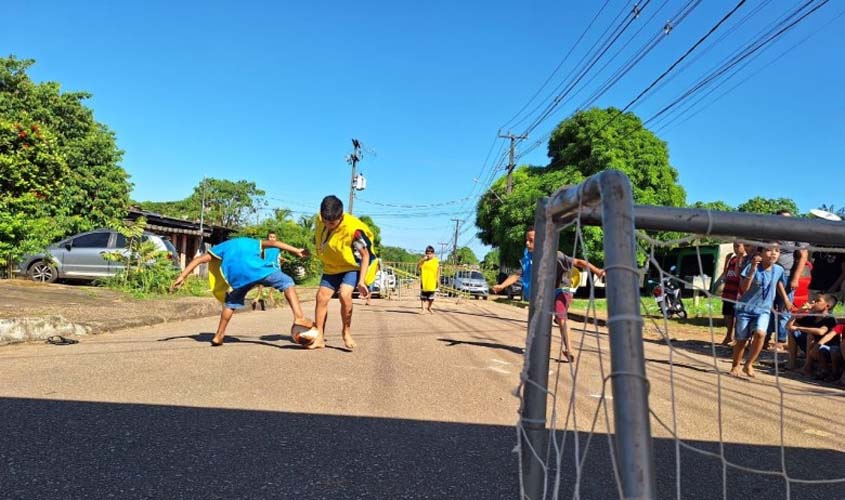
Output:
(515, 172), (845, 500)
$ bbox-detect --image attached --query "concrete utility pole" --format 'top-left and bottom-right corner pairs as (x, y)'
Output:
(498, 130), (528, 194)
(450, 219), (461, 264)
(347, 139), (362, 214)
(438, 242), (450, 262)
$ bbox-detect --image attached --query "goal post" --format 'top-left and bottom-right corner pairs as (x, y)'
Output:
(518, 169), (845, 500)
(521, 170), (655, 500)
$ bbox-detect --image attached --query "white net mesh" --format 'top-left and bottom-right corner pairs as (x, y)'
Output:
(516, 211), (845, 499)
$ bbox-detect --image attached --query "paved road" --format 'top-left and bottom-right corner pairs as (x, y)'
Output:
(1, 298), (842, 499)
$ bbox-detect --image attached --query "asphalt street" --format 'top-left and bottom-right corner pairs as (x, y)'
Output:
(1, 297), (842, 499)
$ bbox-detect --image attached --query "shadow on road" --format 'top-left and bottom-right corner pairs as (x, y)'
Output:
(437, 337), (524, 355)
(1, 397), (840, 499)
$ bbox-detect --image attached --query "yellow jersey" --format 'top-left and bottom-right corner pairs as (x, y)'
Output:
(315, 213), (379, 284)
(420, 257), (439, 292)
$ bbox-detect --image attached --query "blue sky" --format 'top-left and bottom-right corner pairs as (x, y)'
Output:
(4, 0), (843, 258)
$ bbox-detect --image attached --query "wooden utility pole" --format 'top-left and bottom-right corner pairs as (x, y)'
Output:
(450, 219), (461, 263)
(498, 131), (527, 194)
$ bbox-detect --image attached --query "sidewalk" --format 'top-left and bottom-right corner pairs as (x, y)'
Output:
(0, 280), (317, 345)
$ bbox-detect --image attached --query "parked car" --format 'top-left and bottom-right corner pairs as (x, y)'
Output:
(369, 267), (396, 299)
(452, 270), (489, 299)
(19, 229), (180, 283)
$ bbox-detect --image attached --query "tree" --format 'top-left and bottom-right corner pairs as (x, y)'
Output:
(690, 200), (734, 212)
(482, 249), (500, 270)
(448, 246), (478, 265)
(736, 197), (798, 216)
(0, 56), (131, 262)
(136, 178), (266, 229)
(477, 107), (685, 265)
(0, 120), (68, 267)
(358, 215), (382, 249)
(380, 246), (421, 263)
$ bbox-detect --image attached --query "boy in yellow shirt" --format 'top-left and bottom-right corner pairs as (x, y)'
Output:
(416, 245), (440, 313)
(310, 195), (378, 350)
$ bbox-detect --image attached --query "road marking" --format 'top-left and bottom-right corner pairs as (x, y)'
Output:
(488, 366), (510, 374)
(490, 359), (510, 365)
(803, 429), (833, 438)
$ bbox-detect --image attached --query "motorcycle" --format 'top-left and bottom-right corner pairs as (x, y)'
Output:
(651, 266), (687, 319)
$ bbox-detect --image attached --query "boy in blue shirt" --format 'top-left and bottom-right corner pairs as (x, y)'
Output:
(730, 244), (793, 378)
(170, 236), (309, 346)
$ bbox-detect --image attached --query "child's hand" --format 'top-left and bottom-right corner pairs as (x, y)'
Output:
(751, 255), (762, 266)
(169, 276), (185, 293)
(357, 281), (370, 299)
(294, 248), (309, 259)
(595, 269), (606, 280)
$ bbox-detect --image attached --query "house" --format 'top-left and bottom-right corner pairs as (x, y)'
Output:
(126, 208), (234, 269)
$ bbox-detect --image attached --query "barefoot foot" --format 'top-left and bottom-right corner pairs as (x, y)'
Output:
(305, 335), (326, 350)
(743, 365), (756, 378)
(342, 332), (357, 350)
(729, 366), (743, 378)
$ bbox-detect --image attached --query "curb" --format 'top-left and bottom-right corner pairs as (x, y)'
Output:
(0, 301), (220, 346)
(0, 316), (92, 345)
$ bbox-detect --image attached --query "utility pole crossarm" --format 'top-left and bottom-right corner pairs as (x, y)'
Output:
(498, 131), (528, 195)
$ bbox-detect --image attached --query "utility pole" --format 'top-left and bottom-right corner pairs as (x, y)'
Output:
(450, 219), (461, 264)
(438, 242), (449, 262)
(498, 130), (528, 194)
(347, 139), (362, 214)
(198, 177), (207, 247)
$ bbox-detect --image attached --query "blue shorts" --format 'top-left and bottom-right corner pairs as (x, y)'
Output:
(734, 312), (770, 341)
(224, 271), (294, 309)
(320, 271), (359, 292)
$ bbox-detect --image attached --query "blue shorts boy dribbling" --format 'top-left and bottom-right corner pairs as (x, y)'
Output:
(224, 270), (295, 309)
(320, 271), (359, 291)
(734, 312), (770, 341)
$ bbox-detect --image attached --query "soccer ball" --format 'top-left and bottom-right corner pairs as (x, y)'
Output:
(291, 319), (319, 346)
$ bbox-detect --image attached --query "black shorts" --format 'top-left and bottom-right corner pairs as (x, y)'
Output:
(721, 300), (736, 316)
(420, 291), (435, 301)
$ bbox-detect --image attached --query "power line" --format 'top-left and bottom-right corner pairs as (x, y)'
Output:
(519, 0), (653, 139)
(644, 0), (830, 127)
(655, 7), (845, 134)
(600, 0), (750, 130)
(498, 0), (614, 131)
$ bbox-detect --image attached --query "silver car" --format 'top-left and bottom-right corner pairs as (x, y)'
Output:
(19, 229), (180, 283)
(452, 270), (489, 299)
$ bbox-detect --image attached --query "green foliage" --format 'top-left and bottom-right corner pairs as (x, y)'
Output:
(0, 56), (131, 243)
(690, 200), (734, 212)
(482, 249), (500, 270)
(0, 119), (68, 266)
(358, 215), (382, 248)
(448, 246), (478, 265)
(736, 197), (799, 216)
(136, 178), (266, 229)
(381, 245), (422, 263)
(99, 217), (180, 296)
(477, 107), (686, 266)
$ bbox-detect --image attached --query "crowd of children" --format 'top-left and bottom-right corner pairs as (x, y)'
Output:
(720, 233), (844, 384)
